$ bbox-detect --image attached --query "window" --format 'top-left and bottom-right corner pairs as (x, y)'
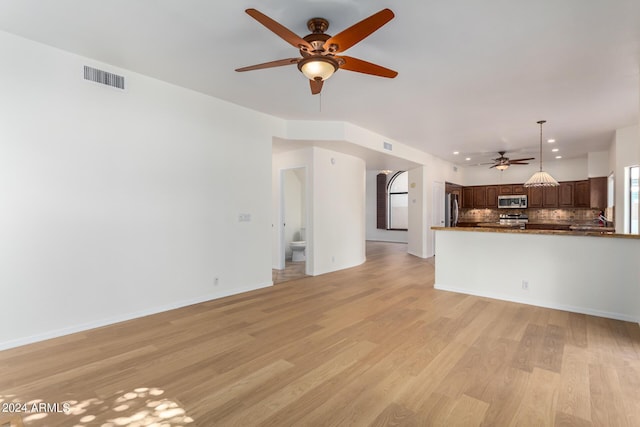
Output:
(630, 166), (639, 234)
(388, 171), (408, 230)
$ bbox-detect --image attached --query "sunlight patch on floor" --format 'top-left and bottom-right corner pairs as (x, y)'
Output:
(1, 387), (194, 426)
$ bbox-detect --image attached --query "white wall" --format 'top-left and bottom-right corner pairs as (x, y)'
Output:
(420, 158), (463, 258)
(435, 230), (640, 322)
(272, 146), (366, 276)
(0, 31), (281, 349)
(612, 125), (640, 231)
(284, 120), (462, 259)
(365, 171), (408, 243)
(312, 147), (366, 275)
(407, 167), (427, 257)
(461, 157), (589, 186)
(588, 151), (610, 177)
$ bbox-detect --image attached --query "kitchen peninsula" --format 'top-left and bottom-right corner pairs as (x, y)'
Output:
(432, 226), (640, 323)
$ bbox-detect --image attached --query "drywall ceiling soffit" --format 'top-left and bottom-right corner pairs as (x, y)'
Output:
(272, 137), (421, 171)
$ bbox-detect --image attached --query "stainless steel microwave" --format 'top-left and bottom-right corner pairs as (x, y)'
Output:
(498, 195), (527, 209)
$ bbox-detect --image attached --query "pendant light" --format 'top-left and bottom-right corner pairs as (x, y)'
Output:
(524, 120), (559, 187)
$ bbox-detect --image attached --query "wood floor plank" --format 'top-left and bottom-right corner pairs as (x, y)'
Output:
(554, 411), (593, 427)
(477, 366), (530, 426)
(557, 344), (592, 422)
(508, 367), (561, 426)
(589, 363), (630, 426)
(442, 394), (490, 427)
(511, 323), (545, 373)
(221, 341), (377, 426)
(369, 402), (418, 427)
(0, 241), (638, 426)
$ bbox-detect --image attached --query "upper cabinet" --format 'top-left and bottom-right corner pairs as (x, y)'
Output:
(486, 186), (499, 208)
(499, 184), (526, 195)
(575, 180), (590, 207)
(589, 177), (607, 210)
(473, 186), (487, 207)
(527, 186), (561, 208)
(543, 186), (559, 208)
(499, 185), (513, 195)
(512, 185), (525, 194)
(558, 182), (574, 207)
(528, 187), (543, 208)
(461, 178), (607, 210)
(462, 187), (474, 209)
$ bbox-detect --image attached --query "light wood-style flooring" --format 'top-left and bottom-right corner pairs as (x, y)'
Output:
(1, 241), (639, 426)
(272, 261), (307, 284)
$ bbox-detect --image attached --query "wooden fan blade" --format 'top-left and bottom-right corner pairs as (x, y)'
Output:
(310, 79), (323, 95)
(509, 162), (530, 165)
(235, 58), (300, 72)
(509, 157), (535, 162)
(489, 165), (498, 169)
(245, 9), (313, 51)
(323, 8), (394, 53)
(337, 56), (398, 78)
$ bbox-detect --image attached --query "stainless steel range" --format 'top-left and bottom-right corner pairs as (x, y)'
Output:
(499, 213), (528, 228)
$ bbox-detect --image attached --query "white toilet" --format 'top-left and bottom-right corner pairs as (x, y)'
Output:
(290, 228), (306, 262)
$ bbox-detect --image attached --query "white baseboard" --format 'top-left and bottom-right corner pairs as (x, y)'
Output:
(0, 281), (273, 351)
(434, 283), (639, 324)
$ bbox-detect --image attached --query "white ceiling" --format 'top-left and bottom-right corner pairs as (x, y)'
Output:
(0, 0), (638, 167)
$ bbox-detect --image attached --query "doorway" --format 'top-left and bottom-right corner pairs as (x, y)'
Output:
(273, 167), (308, 284)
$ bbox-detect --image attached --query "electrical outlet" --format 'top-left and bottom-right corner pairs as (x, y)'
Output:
(522, 280), (529, 290)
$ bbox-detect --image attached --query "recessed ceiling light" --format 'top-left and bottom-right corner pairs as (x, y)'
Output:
(465, 157), (471, 161)
(453, 151), (460, 155)
(555, 155), (562, 159)
(552, 148), (559, 152)
(547, 139), (556, 143)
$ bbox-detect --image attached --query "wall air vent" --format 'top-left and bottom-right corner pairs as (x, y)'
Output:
(83, 66), (125, 90)
(383, 141), (393, 151)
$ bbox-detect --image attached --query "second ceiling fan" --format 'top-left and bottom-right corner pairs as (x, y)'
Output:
(235, 8), (398, 95)
(486, 151), (535, 170)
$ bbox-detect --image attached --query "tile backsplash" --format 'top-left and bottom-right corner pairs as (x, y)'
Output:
(459, 208), (602, 223)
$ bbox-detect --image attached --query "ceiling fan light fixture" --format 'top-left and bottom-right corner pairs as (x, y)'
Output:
(524, 120), (559, 188)
(495, 164), (509, 171)
(298, 56), (338, 81)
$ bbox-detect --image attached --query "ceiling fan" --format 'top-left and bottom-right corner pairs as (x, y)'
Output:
(485, 151), (535, 170)
(235, 8), (398, 95)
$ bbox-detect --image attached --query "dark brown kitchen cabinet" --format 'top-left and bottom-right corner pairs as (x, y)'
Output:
(512, 185), (525, 194)
(499, 185), (513, 195)
(528, 186), (557, 208)
(543, 186), (559, 207)
(499, 184), (525, 195)
(473, 186), (487, 207)
(558, 182), (574, 207)
(589, 177), (607, 209)
(575, 180), (590, 208)
(486, 186), (499, 208)
(528, 187), (543, 208)
(462, 187), (474, 208)
(463, 179), (605, 210)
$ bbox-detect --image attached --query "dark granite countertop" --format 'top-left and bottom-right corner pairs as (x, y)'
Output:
(432, 226), (638, 239)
